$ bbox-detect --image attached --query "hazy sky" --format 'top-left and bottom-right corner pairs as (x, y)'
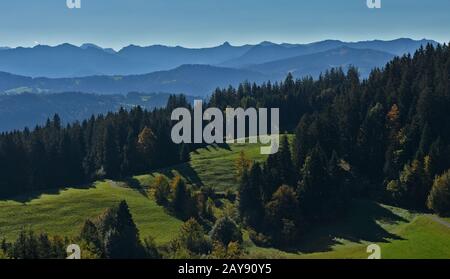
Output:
(0, 0), (449, 50)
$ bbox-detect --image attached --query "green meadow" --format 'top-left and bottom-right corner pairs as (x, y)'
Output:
(0, 140), (449, 258)
(135, 140), (269, 192)
(0, 181), (182, 245)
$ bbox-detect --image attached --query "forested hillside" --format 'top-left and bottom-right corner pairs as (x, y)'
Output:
(194, 43), (449, 247)
(0, 95), (192, 197)
(1, 43), (449, 215)
(0, 43), (450, 259)
(0, 92), (193, 132)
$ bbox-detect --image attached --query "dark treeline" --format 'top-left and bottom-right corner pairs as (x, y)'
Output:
(216, 43), (450, 247)
(0, 96), (192, 198)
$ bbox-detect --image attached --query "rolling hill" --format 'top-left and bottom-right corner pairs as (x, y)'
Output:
(0, 65), (267, 97)
(0, 92), (197, 132)
(1, 140), (449, 258)
(246, 46), (395, 79)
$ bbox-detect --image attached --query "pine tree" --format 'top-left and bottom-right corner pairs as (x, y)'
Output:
(261, 153), (281, 202)
(120, 129), (137, 177)
(297, 144), (332, 221)
(427, 170), (450, 216)
(398, 160), (430, 209)
(171, 176), (196, 220)
(96, 201), (143, 259)
(277, 135), (296, 186)
(357, 103), (386, 185)
(264, 185), (301, 247)
(384, 104), (403, 180)
(179, 144), (191, 162)
(137, 126), (157, 171)
(235, 150), (251, 182)
(238, 163), (264, 228)
(103, 125), (120, 178)
(80, 219), (102, 254)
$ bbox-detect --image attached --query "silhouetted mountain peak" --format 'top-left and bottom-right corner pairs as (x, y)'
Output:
(80, 43), (103, 49)
(81, 43), (116, 54)
(259, 41), (277, 46)
(56, 43), (79, 49)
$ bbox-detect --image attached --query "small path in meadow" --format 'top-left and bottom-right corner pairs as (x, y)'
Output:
(426, 214), (450, 229)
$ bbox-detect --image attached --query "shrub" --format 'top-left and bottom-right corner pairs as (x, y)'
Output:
(153, 175), (171, 206)
(210, 241), (244, 259)
(178, 218), (212, 255)
(143, 236), (162, 259)
(248, 229), (272, 247)
(209, 217), (242, 247)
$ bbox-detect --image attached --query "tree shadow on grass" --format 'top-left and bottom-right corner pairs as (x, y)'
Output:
(119, 177), (149, 198)
(285, 200), (408, 254)
(148, 162), (204, 189)
(216, 142), (232, 151)
(175, 163), (204, 188)
(192, 142), (232, 155)
(4, 182), (96, 203)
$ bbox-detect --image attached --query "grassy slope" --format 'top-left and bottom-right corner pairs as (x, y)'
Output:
(380, 216), (450, 259)
(246, 202), (450, 259)
(135, 141), (270, 192)
(1, 139), (450, 258)
(0, 181), (182, 245)
(0, 140), (268, 244)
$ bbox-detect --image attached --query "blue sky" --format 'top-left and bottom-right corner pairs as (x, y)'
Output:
(0, 0), (449, 49)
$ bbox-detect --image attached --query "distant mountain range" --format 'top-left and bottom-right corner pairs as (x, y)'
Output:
(222, 38), (436, 67)
(0, 42), (252, 78)
(0, 38), (438, 97)
(0, 38), (436, 78)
